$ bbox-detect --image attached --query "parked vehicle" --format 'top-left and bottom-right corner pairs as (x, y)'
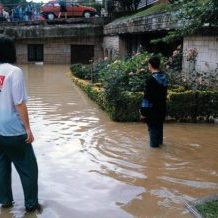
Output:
(40, 0), (96, 20)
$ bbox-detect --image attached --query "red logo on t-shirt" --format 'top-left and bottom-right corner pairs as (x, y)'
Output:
(0, 75), (5, 91)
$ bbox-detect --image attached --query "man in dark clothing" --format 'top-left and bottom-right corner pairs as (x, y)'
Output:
(58, 0), (67, 19)
(143, 56), (168, 148)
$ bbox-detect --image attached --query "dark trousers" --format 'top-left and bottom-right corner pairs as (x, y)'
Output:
(0, 134), (38, 208)
(147, 120), (163, 148)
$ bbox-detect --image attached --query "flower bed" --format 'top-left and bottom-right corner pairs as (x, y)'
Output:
(69, 51), (218, 122)
(70, 74), (218, 122)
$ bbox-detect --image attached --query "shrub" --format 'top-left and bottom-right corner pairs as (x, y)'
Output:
(71, 73), (218, 122)
(70, 50), (218, 122)
(168, 91), (197, 122)
(169, 85), (186, 93)
(197, 91), (218, 120)
(168, 90), (218, 122)
(195, 200), (218, 218)
(70, 64), (92, 80)
(112, 91), (143, 121)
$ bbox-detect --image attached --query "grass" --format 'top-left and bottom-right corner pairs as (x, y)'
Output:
(113, 3), (169, 23)
(195, 200), (218, 218)
(130, 3), (168, 19)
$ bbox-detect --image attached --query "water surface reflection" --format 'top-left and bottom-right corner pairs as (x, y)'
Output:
(1, 65), (217, 218)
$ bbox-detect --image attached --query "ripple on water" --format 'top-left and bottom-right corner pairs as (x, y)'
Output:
(3, 65), (216, 218)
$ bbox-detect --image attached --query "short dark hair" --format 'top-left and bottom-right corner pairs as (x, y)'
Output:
(0, 34), (16, 64)
(148, 56), (160, 69)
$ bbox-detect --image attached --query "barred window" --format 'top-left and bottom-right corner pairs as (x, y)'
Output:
(28, 44), (44, 62)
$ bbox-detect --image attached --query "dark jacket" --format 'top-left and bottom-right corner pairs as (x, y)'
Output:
(144, 72), (168, 121)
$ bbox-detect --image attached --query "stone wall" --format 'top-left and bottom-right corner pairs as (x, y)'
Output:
(103, 12), (176, 59)
(183, 36), (218, 74)
(103, 36), (119, 59)
(104, 13), (174, 35)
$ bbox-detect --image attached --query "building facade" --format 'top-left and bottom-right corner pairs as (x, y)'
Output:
(0, 20), (105, 64)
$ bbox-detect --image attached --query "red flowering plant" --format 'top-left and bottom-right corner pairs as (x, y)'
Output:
(185, 48), (198, 62)
(165, 45), (183, 86)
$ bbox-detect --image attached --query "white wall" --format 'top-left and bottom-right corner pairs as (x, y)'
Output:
(103, 36), (119, 59)
(183, 36), (218, 74)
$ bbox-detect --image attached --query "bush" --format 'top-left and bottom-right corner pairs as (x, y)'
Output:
(71, 73), (218, 122)
(168, 91), (197, 121)
(196, 200), (218, 218)
(169, 85), (186, 93)
(112, 91), (143, 121)
(70, 64), (92, 80)
(168, 90), (218, 122)
(197, 91), (218, 120)
(70, 50), (218, 122)
(70, 74), (143, 121)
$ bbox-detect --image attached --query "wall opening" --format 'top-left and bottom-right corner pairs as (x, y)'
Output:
(28, 44), (44, 62)
(71, 45), (94, 64)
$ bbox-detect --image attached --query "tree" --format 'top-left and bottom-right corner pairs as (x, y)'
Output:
(160, 0), (218, 42)
(0, 0), (26, 9)
(0, 0), (26, 5)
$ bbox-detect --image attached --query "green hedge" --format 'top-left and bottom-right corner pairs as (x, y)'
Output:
(70, 74), (143, 121)
(70, 74), (218, 122)
(168, 91), (218, 122)
(70, 64), (92, 80)
(110, 91), (143, 122)
(195, 200), (218, 218)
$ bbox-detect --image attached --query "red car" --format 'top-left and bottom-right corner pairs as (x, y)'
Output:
(40, 1), (96, 20)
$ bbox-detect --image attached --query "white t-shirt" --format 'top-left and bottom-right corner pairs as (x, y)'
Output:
(0, 63), (28, 136)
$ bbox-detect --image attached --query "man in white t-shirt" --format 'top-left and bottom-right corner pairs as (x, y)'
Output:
(0, 34), (40, 212)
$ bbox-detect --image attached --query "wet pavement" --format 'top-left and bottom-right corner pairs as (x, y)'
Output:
(0, 65), (217, 218)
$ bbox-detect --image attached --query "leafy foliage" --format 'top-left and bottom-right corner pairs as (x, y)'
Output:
(70, 49), (218, 122)
(70, 64), (92, 80)
(114, 3), (168, 22)
(165, 45), (183, 85)
(0, 0), (26, 9)
(195, 200), (218, 218)
(0, 0), (26, 5)
(163, 0), (218, 42)
(168, 90), (218, 122)
(71, 73), (218, 122)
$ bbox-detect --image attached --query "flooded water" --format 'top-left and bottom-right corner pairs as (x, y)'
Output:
(0, 65), (218, 218)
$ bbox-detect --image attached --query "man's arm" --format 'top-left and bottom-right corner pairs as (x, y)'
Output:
(15, 103), (34, 144)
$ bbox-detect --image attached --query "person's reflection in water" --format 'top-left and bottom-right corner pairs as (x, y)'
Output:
(0, 206), (39, 218)
(24, 211), (38, 218)
(0, 207), (13, 218)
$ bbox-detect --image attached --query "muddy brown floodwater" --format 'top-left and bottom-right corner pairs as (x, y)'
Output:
(0, 65), (217, 218)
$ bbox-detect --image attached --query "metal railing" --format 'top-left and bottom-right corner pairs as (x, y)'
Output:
(138, 0), (158, 10)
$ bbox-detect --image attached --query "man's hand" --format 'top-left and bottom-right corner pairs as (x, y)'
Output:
(25, 128), (34, 144)
(140, 114), (146, 120)
(139, 111), (146, 122)
(15, 103), (34, 144)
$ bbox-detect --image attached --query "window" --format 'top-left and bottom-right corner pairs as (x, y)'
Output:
(28, 44), (43, 62)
